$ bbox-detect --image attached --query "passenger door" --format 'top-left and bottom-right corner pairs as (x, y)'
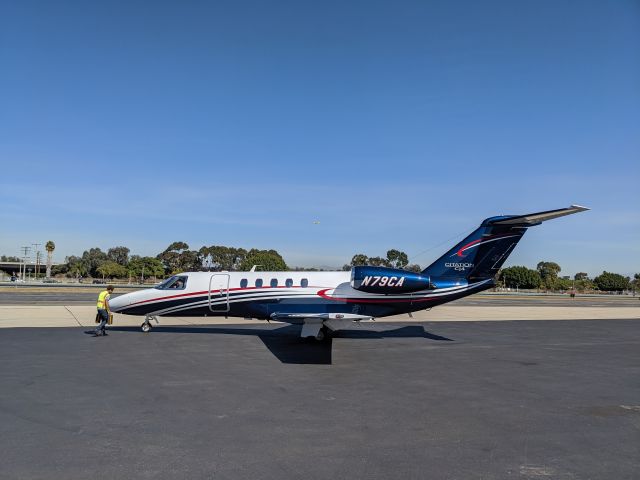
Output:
(209, 274), (230, 312)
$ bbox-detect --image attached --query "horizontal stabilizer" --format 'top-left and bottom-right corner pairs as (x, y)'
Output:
(483, 205), (589, 227)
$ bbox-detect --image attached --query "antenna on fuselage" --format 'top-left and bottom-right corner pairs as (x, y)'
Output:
(249, 265), (261, 272)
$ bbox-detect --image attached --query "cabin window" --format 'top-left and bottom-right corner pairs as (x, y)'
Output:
(155, 275), (187, 290)
(270, 278), (278, 288)
(240, 279), (248, 288)
(255, 278), (263, 288)
(301, 278), (309, 288)
(285, 278), (293, 288)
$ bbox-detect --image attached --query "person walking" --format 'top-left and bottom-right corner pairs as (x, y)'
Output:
(95, 285), (114, 336)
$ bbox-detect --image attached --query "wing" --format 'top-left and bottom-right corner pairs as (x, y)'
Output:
(270, 312), (373, 322)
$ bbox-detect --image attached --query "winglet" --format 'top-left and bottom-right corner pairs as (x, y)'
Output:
(482, 205), (589, 227)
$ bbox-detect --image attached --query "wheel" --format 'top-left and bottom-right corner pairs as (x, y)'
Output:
(141, 322), (152, 333)
(315, 326), (331, 342)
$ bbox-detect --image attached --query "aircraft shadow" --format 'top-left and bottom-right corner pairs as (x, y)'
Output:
(104, 324), (454, 365)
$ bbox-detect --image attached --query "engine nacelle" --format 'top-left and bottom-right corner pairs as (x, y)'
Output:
(350, 266), (433, 294)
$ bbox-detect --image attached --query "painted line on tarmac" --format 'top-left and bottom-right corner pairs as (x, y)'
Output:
(64, 306), (83, 327)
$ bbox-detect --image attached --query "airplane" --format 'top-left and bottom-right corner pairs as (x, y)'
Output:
(108, 205), (588, 340)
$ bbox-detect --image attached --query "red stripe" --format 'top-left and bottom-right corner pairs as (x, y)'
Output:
(456, 233), (518, 257)
(456, 238), (483, 257)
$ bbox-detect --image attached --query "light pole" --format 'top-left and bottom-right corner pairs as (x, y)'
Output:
(32, 243), (41, 278)
(20, 246), (31, 281)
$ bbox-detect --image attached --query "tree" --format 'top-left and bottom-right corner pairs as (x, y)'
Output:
(201, 245), (247, 271)
(97, 261), (127, 279)
(239, 249), (287, 271)
(628, 273), (640, 294)
(405, 264), (422, 273)
(370, 256), (392, 267)
(107, 246), (130, 266)
(127, 256), (165, 280)
(574, 272), (589, 281)
(178, 249), (202, 272)
(555, 277), (573, 291)
(66, 255), (88, 278)
(157, 242), (201, 274)
(51, 263), (68, 276)
(350, 254), (369, 267)
(574, 278), (594, 292)
(157, 241), (189, 273)
(499, 266), (541, 289)
(1, 255), (21, 262)
(45, 241), (55, 278)
(593, 271), (630, 292)
(81, 248), (108, 277)
(537, 261), (562, 289)
(386, 249), (409, 269)
(349, 250), (411, 269)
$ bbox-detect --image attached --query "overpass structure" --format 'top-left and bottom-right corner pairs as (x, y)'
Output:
(0, 261), (61, 278)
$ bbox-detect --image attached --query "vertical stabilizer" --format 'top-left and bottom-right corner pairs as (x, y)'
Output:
(421, 205), (589, 281)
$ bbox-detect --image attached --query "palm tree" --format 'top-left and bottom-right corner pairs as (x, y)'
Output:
(45, 241), (55, 278)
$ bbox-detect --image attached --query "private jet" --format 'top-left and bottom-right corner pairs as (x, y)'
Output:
(108, 205), (588, 340)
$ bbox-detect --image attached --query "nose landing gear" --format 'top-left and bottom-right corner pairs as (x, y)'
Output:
(141, 315), (158, 333)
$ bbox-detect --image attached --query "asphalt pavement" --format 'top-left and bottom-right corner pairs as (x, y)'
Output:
(1, 320), (639, 479)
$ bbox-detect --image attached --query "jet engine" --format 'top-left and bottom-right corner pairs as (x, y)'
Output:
(350, 266), (434, 294)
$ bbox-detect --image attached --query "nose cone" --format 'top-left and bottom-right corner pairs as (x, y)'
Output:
(109, 289), (157, 315)
(108, 293), (130, 313)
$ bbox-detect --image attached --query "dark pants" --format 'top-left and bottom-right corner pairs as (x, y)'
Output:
(96, 309), (109, 334)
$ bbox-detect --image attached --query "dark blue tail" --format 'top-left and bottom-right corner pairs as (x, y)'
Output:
(421, 206), (589, 281)
(422, 221), (527, 281)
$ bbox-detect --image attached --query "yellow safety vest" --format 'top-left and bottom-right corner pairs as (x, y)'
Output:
(97, 290), (110, 310)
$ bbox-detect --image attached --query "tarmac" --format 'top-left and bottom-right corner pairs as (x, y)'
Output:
(1, 294), (639, 479)
(0, 302), (638, 328)
(1, 319), (639, 479)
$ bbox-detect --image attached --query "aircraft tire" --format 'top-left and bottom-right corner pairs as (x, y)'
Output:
(315, 326), (331, 342)
(141, 322), (152, 333)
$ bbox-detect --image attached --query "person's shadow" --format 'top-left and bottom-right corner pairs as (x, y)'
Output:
(101, 323), (454, 365)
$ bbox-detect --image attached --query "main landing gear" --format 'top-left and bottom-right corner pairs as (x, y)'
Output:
(314, 325), (330, 342)
(301, 319), (331, 342)
(141, 315), (158, 333)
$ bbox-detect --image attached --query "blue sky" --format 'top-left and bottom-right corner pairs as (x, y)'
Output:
(1, 0), (638, 276)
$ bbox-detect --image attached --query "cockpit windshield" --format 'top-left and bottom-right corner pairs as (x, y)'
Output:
(155, 275), (188, 290)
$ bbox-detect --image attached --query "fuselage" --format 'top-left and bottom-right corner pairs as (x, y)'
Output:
(108, 270), (494, 323)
